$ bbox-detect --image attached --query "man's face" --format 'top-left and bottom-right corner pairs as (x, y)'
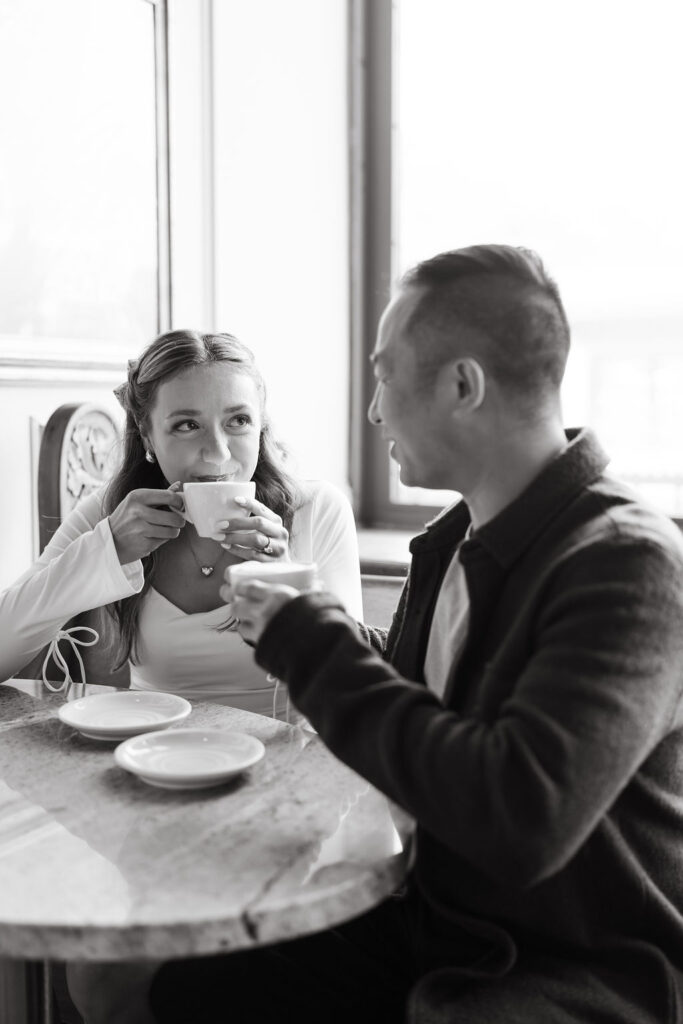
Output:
(368, 287), (456, 490)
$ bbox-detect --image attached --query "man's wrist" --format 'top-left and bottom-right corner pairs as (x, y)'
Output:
(255, 591), (345, 681)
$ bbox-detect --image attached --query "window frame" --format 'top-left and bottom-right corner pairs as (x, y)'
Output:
(349, 0), (683, 532)
(349, 0), (446, 529)
(0, 0), (171, 387)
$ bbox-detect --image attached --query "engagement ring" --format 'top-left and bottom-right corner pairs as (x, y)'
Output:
(263, 540), (275, 556)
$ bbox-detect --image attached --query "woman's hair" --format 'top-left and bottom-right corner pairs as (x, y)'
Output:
(103, 329), (300, 667)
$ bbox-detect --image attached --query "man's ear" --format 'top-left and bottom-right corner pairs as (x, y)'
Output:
(440, 357), (486, 412)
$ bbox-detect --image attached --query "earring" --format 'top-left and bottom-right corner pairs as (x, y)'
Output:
(145, 449), (156, 464)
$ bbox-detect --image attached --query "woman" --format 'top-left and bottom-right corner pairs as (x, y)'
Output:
(0, 330), (362, 716)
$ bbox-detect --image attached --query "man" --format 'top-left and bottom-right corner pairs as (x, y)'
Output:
(151, 245), (683, 1022)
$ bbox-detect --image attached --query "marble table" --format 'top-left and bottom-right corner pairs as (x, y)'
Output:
(0, 679), (412, 1021)
(0, 679), (412, 961)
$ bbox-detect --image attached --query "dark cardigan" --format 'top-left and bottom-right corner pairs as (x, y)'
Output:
(256, 429), (683, 1019)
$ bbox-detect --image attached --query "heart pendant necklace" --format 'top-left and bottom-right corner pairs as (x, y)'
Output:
(186, 532), (220, 578)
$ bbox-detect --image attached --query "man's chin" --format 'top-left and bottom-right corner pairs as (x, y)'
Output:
(393, 449), (424, 489)
(397, 465), (419, 489)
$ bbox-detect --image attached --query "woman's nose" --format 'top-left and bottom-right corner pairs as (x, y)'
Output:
(202, 430), (231, 462)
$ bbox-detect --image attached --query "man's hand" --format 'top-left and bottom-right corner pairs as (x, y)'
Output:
(220, 579), (299, 646)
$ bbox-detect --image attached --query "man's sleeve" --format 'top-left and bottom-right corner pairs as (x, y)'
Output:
(256, 534), (683, 888)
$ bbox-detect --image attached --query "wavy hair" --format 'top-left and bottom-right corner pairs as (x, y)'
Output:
(103, 330), (300, 666)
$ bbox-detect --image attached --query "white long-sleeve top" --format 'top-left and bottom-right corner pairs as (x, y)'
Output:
(0, 480), (363, 715)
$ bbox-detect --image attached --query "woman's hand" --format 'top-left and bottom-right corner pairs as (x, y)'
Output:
(108, 482), (186, 564)
(212, 496), (290, 562)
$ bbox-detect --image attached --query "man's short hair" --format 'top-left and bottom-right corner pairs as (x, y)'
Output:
(401, 244), (570, 407)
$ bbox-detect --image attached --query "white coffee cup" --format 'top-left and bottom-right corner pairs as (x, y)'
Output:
(227, 560), (318, 591)
(182, 481), (256, 538)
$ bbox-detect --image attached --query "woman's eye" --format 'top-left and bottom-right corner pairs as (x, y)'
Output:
(173, 420), (198, 433)
(230, 414), (251, 428)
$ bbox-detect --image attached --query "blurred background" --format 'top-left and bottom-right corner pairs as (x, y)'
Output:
(1, 0), (681, 587)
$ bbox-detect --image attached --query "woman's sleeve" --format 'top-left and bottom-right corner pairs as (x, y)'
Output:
(307, 481), (364, 619)
(0, 489), (144, 682)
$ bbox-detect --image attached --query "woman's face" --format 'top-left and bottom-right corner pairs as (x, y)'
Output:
(143, 362), (263, 485)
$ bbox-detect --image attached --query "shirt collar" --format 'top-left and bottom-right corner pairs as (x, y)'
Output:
(410, 428), (610, 568)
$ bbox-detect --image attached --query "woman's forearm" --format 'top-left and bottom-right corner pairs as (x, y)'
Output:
(0, 520), (142, 682)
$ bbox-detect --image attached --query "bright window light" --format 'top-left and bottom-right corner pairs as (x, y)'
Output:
(0, 0), (158, 352)
(393, 0), (683, 513)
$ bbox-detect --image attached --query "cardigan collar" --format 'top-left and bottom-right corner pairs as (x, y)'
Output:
(409, 427), (610, 569)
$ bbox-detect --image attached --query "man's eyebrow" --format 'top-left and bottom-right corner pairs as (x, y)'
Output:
(164, 405), (251, 419)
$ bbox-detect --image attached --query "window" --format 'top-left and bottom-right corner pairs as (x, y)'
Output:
(0, 0), (170, 377)
(352, 0), (683, 526)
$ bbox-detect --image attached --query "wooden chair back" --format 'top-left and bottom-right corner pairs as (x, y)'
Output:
(22, 402), (129, 687)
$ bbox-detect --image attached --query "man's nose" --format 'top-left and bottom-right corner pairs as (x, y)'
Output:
(367, 383), (382, 425)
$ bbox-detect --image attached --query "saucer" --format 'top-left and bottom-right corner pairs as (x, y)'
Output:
(58, 691), (191, 740)
(114, 729), (265, 789)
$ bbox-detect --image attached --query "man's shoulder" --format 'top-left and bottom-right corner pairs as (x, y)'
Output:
(556, 473), (683, 579)
(588, 475), (683, 545)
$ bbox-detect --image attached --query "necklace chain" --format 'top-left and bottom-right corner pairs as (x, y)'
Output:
(185, 531), (221, 577)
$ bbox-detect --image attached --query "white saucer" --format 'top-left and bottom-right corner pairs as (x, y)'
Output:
(114, 729), (265, 789)
(58, 691), (192, 740)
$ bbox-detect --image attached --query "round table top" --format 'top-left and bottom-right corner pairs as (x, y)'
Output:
(0, 681), (412, 961)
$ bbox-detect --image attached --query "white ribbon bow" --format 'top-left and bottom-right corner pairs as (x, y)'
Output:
(41, 626), (100, 693)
